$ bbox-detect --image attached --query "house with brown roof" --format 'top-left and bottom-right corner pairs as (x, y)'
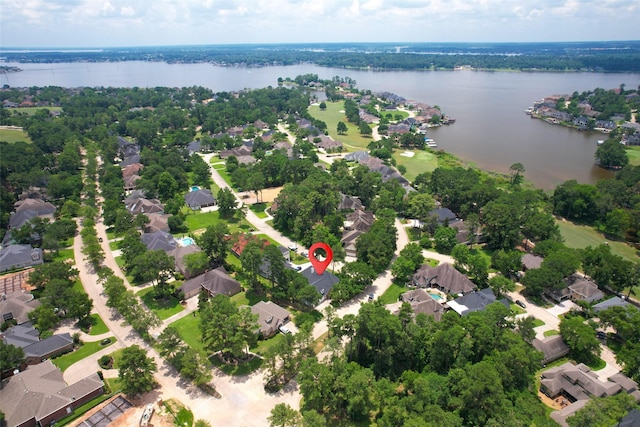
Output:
(250, 301), (291, 338)
(533, 335), (570, 364)
(540, 362), (640, 426)
(338, 194), (363, 211)
(411, 263), (477, 295)
(179, 266), (241, 299)
(168, 244), (202, 279)
(229, 233), (269, 257)
(566, 274), (604, 303)
(125, 197), (164, 215)
(0, 360), (104, 427)
(399, 289), (446, 321)
(220, 145), (252, 159)
(121, 163), (143, 178)
(144, 212), (170, 233)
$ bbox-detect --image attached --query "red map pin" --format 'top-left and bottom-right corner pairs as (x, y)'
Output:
(308, 242), (333, 275)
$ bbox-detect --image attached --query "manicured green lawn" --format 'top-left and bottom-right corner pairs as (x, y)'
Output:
(212, 163), (233, 187)
(309, 101), (376, 151)
(557, 219), (639, 263)
(0, 128), (31, 143)
(52, 248), (74, 263)
(392, 149), (439, 182)
(380, 109), (410, 121)
(137, 287), (184, 320)
(531, 318), (545, 328)
(170, 313), (206, 354)
(379, 283), (407, 305)
(510, 304), (525, 315)
(87, 314), (109, 335)
(255, 233), (280, 247)
(252, 333), (285, 356)
(52, 337), (116, 371)
(183, 210), (252, 233)
(543, 329), (559, 337)
(109, 241), (119, 251)
(626, 146), (640, 166)
(249, 202), (269, 219)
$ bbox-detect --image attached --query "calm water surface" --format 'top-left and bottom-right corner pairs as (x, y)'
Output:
(3, 61), (639, 189)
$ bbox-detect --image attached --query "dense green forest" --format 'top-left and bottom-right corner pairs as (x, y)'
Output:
(3, 41), (640, 72)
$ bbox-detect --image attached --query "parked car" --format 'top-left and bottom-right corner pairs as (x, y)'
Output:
(368, 293), (375, 301)
(515, 300), (526, 309)
(288, 244), (297, 251)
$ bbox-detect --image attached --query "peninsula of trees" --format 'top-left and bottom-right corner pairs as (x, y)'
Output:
(3, 41), (640, 72)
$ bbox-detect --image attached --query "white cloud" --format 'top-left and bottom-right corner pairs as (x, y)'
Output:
(1, 0), (638, 47)
(120, 6), (135, 17)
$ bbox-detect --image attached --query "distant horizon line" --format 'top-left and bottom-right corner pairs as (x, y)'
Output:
(2, 40), (639, 51)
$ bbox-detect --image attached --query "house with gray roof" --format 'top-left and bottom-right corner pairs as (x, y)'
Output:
(2, 323), (74, 364)
(344, 151), (369, 162)
(0, 291), (40, 324)
(447, 288), (510, 316)
(0, 245), (44, 272)
(0, 360), (103, 427)
(184, 189), (216, 210)
(593, 296), (636, 313)
(412, 263), (477, 295)
(300, 266), (339, 303)
(566, 274), (604, 303)
(141, 230), (177, 252)
(522, 253), (543, 270)
(250, 301), (291, 338)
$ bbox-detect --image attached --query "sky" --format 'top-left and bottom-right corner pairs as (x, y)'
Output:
(1, 0), (639, 48)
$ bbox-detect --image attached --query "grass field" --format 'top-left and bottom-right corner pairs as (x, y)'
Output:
(308, 101), (376, 151)
(0, 128), (31, 143)
(137, 287), (184, 320)
(392, 149), (439, 182)
(170, 313), (206, 354)
(627, 146), (640, 166)
(183, 210), (252, 233)
(52, 247), (74, 263)
(52, 337), (116, 371)
(379, 283), (407, 305)
(249, 202), (269, 219)
(7, 106), (62, 116)
(556, 219), (639, 263)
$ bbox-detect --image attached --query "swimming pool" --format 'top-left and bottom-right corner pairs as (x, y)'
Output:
(191, 186), (200, 192)
(179, 237), (195, 247)
(429, 293), (443, 301)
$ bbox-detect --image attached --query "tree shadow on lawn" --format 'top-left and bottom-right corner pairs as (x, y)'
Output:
(210, 353), (263, 381)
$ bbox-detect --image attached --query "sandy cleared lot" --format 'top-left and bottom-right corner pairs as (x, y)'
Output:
(239, 186), (283, 204)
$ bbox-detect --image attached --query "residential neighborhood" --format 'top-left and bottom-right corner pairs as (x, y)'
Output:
(1, 80), (639, 427)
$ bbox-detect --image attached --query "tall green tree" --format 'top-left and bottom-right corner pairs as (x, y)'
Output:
(118, 345), (157, 396)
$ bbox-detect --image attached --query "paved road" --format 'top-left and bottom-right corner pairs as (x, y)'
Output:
(62, 156), (301, 426)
